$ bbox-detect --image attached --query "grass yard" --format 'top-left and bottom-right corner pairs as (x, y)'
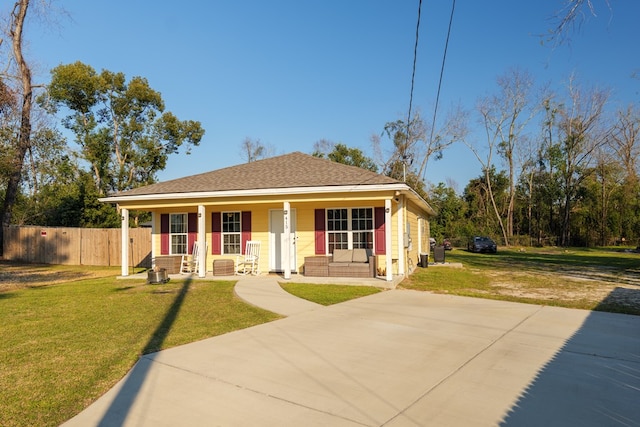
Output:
(401, 246), (640, 315)
(2, 247), (639, 426)
(280, 282), (381, 305)
(0, 264), (280, 427)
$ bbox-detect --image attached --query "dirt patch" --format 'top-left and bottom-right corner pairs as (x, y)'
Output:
(487, 268), (640, 312)
(0, 261), (120, 292)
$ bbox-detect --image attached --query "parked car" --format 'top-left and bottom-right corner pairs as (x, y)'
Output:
(443, 239), (453, 250)
(467, 236), (497, 253)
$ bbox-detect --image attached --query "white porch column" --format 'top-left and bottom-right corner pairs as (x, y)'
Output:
(283, 201), (291, 280)
(385, 199), (392, 281)
(397, 196), (405, 276)
(121, 208), (129, 277)
(151, 212), (157, 260)
(198, 205), (206, 278)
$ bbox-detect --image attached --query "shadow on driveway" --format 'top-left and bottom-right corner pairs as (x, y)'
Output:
(500, 287), (640, 426)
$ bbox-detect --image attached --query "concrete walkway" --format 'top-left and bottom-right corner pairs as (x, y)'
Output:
(64, 277), (640, 427)
(234, 275), (323, 316)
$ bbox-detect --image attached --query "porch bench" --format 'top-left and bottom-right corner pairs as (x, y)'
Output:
(304, 249), (376, 278)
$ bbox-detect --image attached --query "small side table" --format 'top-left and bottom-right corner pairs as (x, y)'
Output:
(213, 259), (235, 276)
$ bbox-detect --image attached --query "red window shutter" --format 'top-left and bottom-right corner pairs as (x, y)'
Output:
(188, 213), (197, 254)
(211, 212), (221, 255)
(374, 207), (386, 255)
(241, 211), (251, 254)
(160, 214), (170, 255)
(314, 209), (326, 255)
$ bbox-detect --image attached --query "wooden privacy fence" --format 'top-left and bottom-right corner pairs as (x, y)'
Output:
(2, 226), (152, 267)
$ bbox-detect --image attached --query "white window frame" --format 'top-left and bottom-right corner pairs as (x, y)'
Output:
(326, 207), (374, 253)
(170, 213), (188, 255)
(222, 211), (241, 255)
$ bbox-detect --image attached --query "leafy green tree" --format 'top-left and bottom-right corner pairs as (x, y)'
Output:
(313, 141), (378, 172)
(13, 127), (78, 225)
(46, 61), (205, 195)
(463, 168), (509, 241)
(427, 183), (466, 240)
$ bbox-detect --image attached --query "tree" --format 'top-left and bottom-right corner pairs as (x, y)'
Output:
(313, 141), (378, 172)
(463, 168), (509, 239)
(240, 137), (267, 163)
(427, 183), (466, 240)
(415, 106), (469, 183)
(373, 114), (429, 199)
(608, 105), (640, 240)
(0, 0), (36, 255)
(46, 61), (205, 195)
(483, 68), (535, 239)
(546, 0), (611, 46)
(555, 78), (609, 245)
(465, 96), (510, 246)
(14, 127), (77, 225)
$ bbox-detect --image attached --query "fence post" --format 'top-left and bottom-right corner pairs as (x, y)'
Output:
(121, 208), (129, 276)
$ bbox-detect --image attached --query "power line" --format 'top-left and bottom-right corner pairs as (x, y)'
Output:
(424, 0), (457, 181)
(404, 0), (422, 182)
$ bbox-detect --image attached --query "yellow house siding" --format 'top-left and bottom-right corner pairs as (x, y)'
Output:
(293, 205), (317, 271)
(144, 192), (424, 277)
(405, 201), (423, 274)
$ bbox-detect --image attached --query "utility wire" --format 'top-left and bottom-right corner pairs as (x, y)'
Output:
(424, 0), (457, 182)
(404, 0), (422, 182)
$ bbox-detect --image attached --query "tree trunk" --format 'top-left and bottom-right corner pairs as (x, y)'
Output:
(0, 0), (32, 256)
(485, 168), (509, 246)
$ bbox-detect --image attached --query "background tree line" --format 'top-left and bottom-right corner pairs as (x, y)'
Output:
(312, 68), (638, 248)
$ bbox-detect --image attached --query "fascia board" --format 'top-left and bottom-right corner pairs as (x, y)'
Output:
(99, 184), (410, 204)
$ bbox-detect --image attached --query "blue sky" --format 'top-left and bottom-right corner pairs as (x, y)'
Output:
(20, 0), (640, 191)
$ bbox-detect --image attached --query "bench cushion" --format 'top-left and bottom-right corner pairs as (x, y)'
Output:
(352, 248), (371, 263)
(332, 249), (353, 263)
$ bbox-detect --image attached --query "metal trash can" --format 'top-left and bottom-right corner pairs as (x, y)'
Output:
(419, 253), (429, 268)
(147, 268), (169, 284)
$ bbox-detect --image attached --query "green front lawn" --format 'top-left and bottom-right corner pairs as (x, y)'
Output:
(0, 274), (279, 427)
(280, 282), (381, 305)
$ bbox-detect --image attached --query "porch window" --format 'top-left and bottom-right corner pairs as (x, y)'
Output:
(327, 208), (348, 253)
(327, 208), (374, 253)
(352, 208), (374, 249)
(170, 213), (188, 254)
(222, 212), (241, 254)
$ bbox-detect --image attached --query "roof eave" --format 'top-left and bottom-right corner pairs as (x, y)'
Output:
(402, 187), (436, 217)
(99, 183), (410, 204)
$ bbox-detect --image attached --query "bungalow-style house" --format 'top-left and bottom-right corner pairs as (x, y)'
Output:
(101, 152), (435, 281)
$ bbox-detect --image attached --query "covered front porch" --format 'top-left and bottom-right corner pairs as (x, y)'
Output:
(117, 196), (400, 282)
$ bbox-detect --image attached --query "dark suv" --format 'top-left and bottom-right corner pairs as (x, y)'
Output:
(468, 236), (497, 253)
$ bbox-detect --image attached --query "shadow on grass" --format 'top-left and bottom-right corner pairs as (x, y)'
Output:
(500, 287), (640, 426)
(97, 277), (193, 426)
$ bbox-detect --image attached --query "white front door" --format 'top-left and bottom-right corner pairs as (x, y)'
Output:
(269, 209), (297, 272)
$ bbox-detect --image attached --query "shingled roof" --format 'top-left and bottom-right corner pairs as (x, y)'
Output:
(115, 151), (401, 197)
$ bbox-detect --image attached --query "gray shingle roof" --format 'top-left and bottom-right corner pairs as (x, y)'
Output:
(116, 152), (401, 196)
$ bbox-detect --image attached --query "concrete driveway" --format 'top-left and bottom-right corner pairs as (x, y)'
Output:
(64, 288), (640, 426)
